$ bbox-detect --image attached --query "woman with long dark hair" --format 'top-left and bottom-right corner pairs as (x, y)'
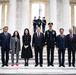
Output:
(21, 28), (33, 66)
(10, 31), (21, 66)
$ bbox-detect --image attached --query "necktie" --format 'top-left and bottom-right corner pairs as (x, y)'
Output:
(70, 34), (73, 40)
(38, 33), (40, 37)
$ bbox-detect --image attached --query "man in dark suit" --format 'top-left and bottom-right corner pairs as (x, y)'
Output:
(66, 28), (76, 67)
(32, 27), (45, 67)
(56, 28), (67, 67)
(42, 17), (46, 33)
(0, 26), (11, 67)
(37, 16), (42, 28)
(33, 17), (37, 33)
(45, 22), (56, 67)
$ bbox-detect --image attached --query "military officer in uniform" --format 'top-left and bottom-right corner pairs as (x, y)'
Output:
(33, 17), (37, 33)
(42, 17), (46, 33)
(45, 22), (56, 67)
(37, 16), (42, 28)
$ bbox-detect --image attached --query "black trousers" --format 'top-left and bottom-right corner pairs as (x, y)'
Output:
(58, 48), (65, 66)
(34, 46), (43, 65)
(1, 48), (9, 65)
(47, 47), (54, 65)
(42, 25), (45, 33)
(33, 25), (36, 33)
(68, 49), (75, 65)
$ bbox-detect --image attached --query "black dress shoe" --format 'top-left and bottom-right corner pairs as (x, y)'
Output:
(51, 64), (54, 67)
(6, 64), (8, 66)
(25, 63), (27, 66)
(59, 65), (61, 67)
(69, 65), (71, 67)
(40, 64), (43, 67)
(47, 64), (50, 67)
(35, 64), (38, 67)
(62, 65), (65, 67)
(73, 65), (75, 67)
(2, 64), (5, 67)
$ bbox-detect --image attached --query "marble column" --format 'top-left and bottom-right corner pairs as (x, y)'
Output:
(16, 0), (22, 32)
(6, 3), (9, 26)
(57, 0), (63, 34)
(0, 2), (1, 28)
(49, 0), (57, 31)
(71, 5), (74, 27)
(57, 0), (71, 34)
(8, 0), (16, 34)
(1, 3), (5, 28)
(62, 0), (71, 34)
(22, 0), (30, 34)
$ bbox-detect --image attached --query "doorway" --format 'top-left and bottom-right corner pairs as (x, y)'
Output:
(30, 0), (48, 33)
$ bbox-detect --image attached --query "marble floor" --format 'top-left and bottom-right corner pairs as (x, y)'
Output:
(0, 48), (76, 75)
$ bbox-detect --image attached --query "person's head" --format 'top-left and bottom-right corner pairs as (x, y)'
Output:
(12, 31), (20, 39)
(69, 28), (73, 34)
(59, 28), (64, 34)
(48, 22), (53, 30)
(43, 17), (45, 20)
(3, 26), (8, 32)
(34, 16), (36, 19)
(24, 28), (30, 35)
(36, 27), (41, 33)
(38, 16), (41, 19)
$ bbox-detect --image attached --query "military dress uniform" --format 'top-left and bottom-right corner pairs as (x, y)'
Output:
(37, 19), (42, 27)
(33, 19), (37, 33)
(45, 27), (56, 66)
(42, 19), (46, 33)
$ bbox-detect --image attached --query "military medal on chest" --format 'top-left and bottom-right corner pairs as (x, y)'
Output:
(52, 31), (55, 35)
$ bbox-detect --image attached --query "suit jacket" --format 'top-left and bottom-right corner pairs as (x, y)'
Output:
(0, 32), (11, 50)
(66, 34), (76, 50)
(45, 30), (56, 47)
(32, 32), (45, 48)
(10, 37), (21, 54)
(56, 35), (67, 49)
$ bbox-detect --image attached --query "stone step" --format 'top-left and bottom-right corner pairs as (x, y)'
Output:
(0, 65), (76, 75)
(1, 73), (76, 75)
(0, 48), (68, 53)
(0, 49), (76, 75)
(0, 57), (70, 60)
(0, 60), (76, 64)
(0, 53), (69, 57)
